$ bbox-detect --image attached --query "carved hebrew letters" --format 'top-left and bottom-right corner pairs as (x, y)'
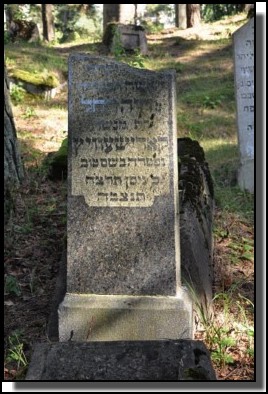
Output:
(233, 19), (254, 161)
(69, 56), (173, 207)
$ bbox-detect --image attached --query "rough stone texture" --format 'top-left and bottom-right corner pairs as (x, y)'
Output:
(9, 78), (66, 99)
(47, 248), (67, 341)
(59, 54), (192, 341)
(233, 18), (254, 193)
(59, 292), (192, 342)
(103, 23), (148, 55)
(26, 340), (216, 381)
(178, 138), (214, 313)
(67, 55), (179, 296)
(48, 139), (213, 340)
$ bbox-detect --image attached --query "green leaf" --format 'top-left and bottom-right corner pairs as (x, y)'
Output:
(240, 252), (254, 261)
(221, 337), (236, 347)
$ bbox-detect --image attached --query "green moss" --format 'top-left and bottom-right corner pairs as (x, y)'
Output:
(43, 138), (68, 180)
(54, 137), (68, 163)
(183, 366), (211, 380)
(11, 69), (59, 88)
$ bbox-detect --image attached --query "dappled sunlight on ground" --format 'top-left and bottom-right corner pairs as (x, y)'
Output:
(13, 92), (67, 153)
(147, 13), (247, 42)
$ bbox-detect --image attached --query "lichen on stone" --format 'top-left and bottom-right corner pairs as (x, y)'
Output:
(11, 69), (59, 88)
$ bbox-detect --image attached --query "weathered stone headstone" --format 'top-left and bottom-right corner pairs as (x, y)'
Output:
(233, 18), (254, 193)
(103, 24), (148, 56)
(178, 138), (214, 314)
(58, 54), (192, 341)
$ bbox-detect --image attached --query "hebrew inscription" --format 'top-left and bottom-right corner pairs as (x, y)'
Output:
(233, 18), (254, 160)
(69, 56), (174, 207)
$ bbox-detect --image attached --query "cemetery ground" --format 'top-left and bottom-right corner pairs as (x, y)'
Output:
(4, 13), (254, 381)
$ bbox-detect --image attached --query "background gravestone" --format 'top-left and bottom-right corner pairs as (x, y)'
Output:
(233, 18), (254, 193)
(58, 54), (192, 342)
(178, 138), (214, 314)
(103, 24), (148, 55)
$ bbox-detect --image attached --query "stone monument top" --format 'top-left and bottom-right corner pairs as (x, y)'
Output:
(59, 54), (192, 341)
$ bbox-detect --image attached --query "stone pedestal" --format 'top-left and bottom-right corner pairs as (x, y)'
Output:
(59, 55), (192, 341)
(59, 292), (192, 341)
(103, 24), (148, 55)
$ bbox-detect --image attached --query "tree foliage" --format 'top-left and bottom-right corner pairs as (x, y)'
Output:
(202, 4), (246, 22)
(4, 4), (102, 43)
(142, 4), (175, 32)
(145, 4), (175, 18)
(54, 4), (99, 42)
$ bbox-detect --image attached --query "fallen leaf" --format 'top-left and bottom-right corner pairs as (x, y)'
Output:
(4, 300), (14, 306)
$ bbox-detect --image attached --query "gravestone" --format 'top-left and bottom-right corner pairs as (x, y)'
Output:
(103, 24), (148, 55)
(233, 18), (254, 193)
(178, 138), (214, 314)
(58, 54), (192, 341)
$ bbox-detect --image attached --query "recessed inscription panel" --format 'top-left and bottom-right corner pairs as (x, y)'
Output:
(69, 57), (172, 207)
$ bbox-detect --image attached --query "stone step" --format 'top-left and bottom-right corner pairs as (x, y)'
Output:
(26, 340), (216, 381)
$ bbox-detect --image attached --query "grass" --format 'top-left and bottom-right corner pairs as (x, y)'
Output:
(5, 41), (68, 78)
(4, 13), (254, 380)
(4, 330), (28, 380)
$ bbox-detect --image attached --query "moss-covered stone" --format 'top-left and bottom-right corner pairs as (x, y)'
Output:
(178, 137), (214, 315)
(178, 137), (214, 200)
(102, 22), (144, 46)
(43, 138), (68, 180)
(11, 69), (59, 88)
(183, 366), (213, 380)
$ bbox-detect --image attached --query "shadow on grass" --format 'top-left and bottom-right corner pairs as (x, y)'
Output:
(5, 41), (108, 80)
(204, 142), (254, 222)
(19, 139), (53, 179)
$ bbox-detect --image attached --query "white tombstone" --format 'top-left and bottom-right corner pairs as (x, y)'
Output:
(233, 18), (254, 193)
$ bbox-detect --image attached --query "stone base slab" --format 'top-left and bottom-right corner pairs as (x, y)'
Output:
(58, 291), (192, 341)
(26, 340), (216, 380)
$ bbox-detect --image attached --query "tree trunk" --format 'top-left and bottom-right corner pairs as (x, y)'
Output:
(242, 4), (253, 12)
(5, 4), (19, 31)
(4, 64), (24, 222)
(175, 4), (187, 29)
(4, 65), (24, 185)
(103, 4), (135, 32)
(119, 4), (135, 24)
(244, 4), (254, 18)
(187, 4), (201, 28)
(42, 4), (55, 41)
